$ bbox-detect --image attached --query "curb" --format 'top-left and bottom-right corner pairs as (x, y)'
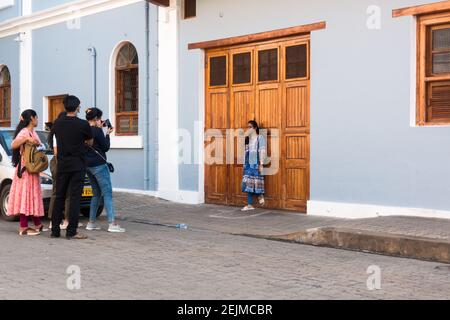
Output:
(259, 227), (450, 264)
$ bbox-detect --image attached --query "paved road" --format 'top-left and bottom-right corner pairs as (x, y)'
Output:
(0, 215), (449, 300)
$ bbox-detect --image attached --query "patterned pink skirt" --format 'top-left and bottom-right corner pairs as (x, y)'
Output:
(7, 168), (44, 217)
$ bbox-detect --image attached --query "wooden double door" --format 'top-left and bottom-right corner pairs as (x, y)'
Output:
(205, 35), (310, 212)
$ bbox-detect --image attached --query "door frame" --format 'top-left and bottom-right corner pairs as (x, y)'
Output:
(44, 94), (68, 130)
(203, 34), (312, 211)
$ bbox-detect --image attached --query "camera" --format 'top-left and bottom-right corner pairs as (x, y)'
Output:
(102, 119), (113, 129)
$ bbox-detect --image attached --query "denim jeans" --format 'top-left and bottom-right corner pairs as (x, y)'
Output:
(247, 193), (256, 205)
(87, 164), (115, 223)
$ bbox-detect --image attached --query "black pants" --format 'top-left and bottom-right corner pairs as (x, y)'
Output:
(48, 157), (70, 220)
(51, 170), (85, 237)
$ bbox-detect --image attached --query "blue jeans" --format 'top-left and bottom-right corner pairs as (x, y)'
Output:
(87, 164), (115, 223)
(247, 193), (257, 205)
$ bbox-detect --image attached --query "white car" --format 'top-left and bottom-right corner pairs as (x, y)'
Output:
(0, 128), (103, 221)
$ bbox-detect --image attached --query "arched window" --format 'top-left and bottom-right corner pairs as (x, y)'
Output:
(115, 42), (139, 135)
(0, 66), (11, 127)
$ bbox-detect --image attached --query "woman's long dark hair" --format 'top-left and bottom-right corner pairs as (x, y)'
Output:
(12, 109), (37, 167)
(245, 120), (260, 145)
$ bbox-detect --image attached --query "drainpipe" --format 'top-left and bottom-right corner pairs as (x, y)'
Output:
(87, 46), (97, 108)
(144, 1), (151, 190)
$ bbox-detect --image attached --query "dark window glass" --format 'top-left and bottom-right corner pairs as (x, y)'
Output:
(286, 44), (307, 79)
(258, 49), (278, 82)
(184, 0), (196, 19)
(233, 52), (251, 84)
(210, 56), (227, 86)
(432, 28), (450, 74)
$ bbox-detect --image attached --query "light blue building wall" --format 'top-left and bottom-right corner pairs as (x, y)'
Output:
(178, 0), (450, 212)
(0, 34), (20, 124)
(0, 0), (20, 21)
(0, 0), (159, 191)
(32, 0), (74, 12)
(31, 1), (158, 190)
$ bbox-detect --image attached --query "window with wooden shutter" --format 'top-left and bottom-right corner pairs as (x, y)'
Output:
(417, 12), (450, 125)
(115, 42), (139, 135)
(0, 66), (11, 127)
(209, 55), (227, 87)
(258, 48), (278, 82)
(232, 52), (251, 84)
(183, 0), (196, 19)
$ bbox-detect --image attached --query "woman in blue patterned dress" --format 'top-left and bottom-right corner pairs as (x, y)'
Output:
(241, 120), (266, 211)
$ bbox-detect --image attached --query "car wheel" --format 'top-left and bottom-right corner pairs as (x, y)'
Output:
(1, 183), (17, 222)
(81, 205), (104, 218)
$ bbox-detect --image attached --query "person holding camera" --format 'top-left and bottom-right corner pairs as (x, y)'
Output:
(85, 108), (125, 233)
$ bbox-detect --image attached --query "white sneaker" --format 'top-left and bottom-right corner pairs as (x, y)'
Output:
(108, 224), (126, 233)
(241, 205), (256, 212)
(86, 222), (101, 231)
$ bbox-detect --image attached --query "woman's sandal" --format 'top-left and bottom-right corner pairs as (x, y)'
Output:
(241, 205), (256, 212)
(19, 228), (40, 236)
(35, 225), (49, 232)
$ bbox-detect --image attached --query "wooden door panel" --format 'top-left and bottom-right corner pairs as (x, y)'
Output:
(286, 135), (308, 161)
(256, 85), (281, 129)
(205, 164), (228, 204)
(207, 90), (228, 129)
(231, 89), (254, 129)
(286, 168), (307, 200)
(230, 165), (247, 206)
(205, 128), (228, 204)
(285, 83), (309, 130)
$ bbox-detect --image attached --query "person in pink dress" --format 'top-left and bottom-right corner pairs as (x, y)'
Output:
(7, 109), (45, 236)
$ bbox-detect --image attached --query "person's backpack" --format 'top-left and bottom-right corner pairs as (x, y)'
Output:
(18, 143), (49, 178)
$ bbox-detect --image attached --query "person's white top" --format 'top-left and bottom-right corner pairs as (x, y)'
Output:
(53, 135), (57, 148)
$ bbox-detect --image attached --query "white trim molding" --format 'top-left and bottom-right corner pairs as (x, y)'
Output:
(19, 28), (31, 111)
(108, 40), (143, 149)
(308, 200), (450, 220)
(22, 0), (32, 16)
(0, 0), (142, 38)
(157, 1), (180, 202)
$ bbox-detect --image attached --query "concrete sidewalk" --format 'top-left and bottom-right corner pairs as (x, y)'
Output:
(114, 192), (450, 263)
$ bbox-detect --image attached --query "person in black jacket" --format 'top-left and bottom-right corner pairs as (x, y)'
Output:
(52, 95), (93, 240)
(85, 108), (125, 233)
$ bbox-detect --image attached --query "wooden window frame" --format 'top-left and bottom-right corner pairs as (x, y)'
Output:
(283, 39), (310, 82)
(207, 53), (229, 89)
(183, 0), (196, 20)
(256, 44), (280, 84)
(115, 43), (139, 136)
(0, 66), (11, 127)
(416, 11), (450, 126)
(115, 65), (139, 136)
(231, 49), (253, 87)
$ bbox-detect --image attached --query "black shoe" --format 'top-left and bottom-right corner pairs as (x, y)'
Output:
(51, 233), (60, 238)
